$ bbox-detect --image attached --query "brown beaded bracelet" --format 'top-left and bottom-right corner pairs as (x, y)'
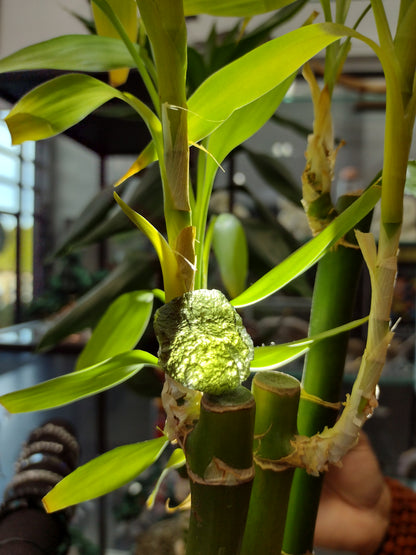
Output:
(375, 477), (416, 555)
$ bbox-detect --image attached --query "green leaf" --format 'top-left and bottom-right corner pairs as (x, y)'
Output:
(231, 184), (381, 307)
(62, 164), (164, 251)
(146, 448), (186, 509)
(212, 214), (248, 298)
(187, 24), (349, 143)
(43, 436), (168, 512)
(38, 252), (156, 351)
(92, 0), (138, 86)
(194, 80), (293, 289)
(0, 35), (140, 73)
(0, 350), (158, 413)
(113, 193), (184, 301)
(5, 73), (161, 148)
(5, 74), (122, 144)
(184, 0), (296, 17)
(251, 316), (369, 370)
(75, 291), (154, 370)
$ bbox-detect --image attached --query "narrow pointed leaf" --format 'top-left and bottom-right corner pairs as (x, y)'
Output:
(0, 35), (140, 73)
(251, 316), (368, 370)
(92, 0), (138, 86)
(43, 436), (168, 512)
(5, 74), (122, 144)
(114, 193), (183, 300)
(38, 252), (156, 351)
(146, 448), (186, 509)
(71, 164), (163, 249)
(231, 184), (381, 307)
(5, 74), (161, 147)
(194, 80), (293, 289)
(212, 214), (248, 298)
(184, 0), (296, 17)
(114, 142), (157, 187)
(187, 24), (350, 142)
(75, 291), (154, 370)
(0, 350), (158, 413)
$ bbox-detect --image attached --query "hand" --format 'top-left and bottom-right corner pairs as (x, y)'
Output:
(314, 432), (391, 555)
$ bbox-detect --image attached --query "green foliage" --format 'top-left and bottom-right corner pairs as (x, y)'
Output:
(183, 0), (298, 17)
(0, 35), (141, 73)
(231, 184), (381, 307)
(43, 436), (168, 511)
(251, 316), (368, 370)
(0, 350), (158, 412)
(75, 290), (155, 370)
(211, 214), (248, 298)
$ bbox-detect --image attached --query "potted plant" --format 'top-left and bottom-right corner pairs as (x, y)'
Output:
(0, 1), (415, 553)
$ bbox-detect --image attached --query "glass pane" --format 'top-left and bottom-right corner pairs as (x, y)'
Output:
(22, 161), (35, 187)
(21, 187), (34, 216)
(0, 183), (19, 212)
(0, 152), (20, 182)
(22, 141), (36, 161)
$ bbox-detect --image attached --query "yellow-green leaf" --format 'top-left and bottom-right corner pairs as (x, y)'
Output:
(184, 0), (296, 17)
(75, 291), (154, 370)
(113, 193), (184, 300)
(232, 185), (381, 307)
(146, 448), (186, 509)
(0, 350), (158, 413)
(251, 316), (369, 370)
(92, 0), (138, 86)
(5, 74), (122, 144)
(212, 214), (248, 298)
(0, 35), (141, 73)
(43, 436), (168, 512)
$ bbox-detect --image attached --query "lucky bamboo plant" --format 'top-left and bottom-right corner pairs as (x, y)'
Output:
(0, 1), (415, 554)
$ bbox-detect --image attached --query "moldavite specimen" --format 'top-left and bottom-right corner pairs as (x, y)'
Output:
(154, 289), (254, 394)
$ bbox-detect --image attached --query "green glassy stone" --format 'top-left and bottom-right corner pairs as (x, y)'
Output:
(154, 289), (253, 394)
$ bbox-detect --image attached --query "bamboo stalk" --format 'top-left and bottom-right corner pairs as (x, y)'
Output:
(185, 386), (255, 555)
(241, 371), (300, 555)
(282, 195), (372, 554)
(136, 0), (194, 296)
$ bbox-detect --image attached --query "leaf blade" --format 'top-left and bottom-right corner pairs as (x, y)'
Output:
(212, 214), (248, 298)
(251, 316), (369, 370)
(146, 448), (186, 509)
(75, 291), (154, 370)
(187, 24), (347, 142)
(0, 35), (140, 73)
(5, 74), (123, 144)
(0, 350), (158, 413)
(231, 185), (381, 307)
(43, 437), (168, 512)
(184, 0), (296, 17)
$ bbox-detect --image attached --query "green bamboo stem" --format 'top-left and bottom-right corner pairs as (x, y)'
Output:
(282, 195), (371, 555)
(137, 0), (193, 283)
(185, 387), (255, 555)
(241, 371), (300, 555)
